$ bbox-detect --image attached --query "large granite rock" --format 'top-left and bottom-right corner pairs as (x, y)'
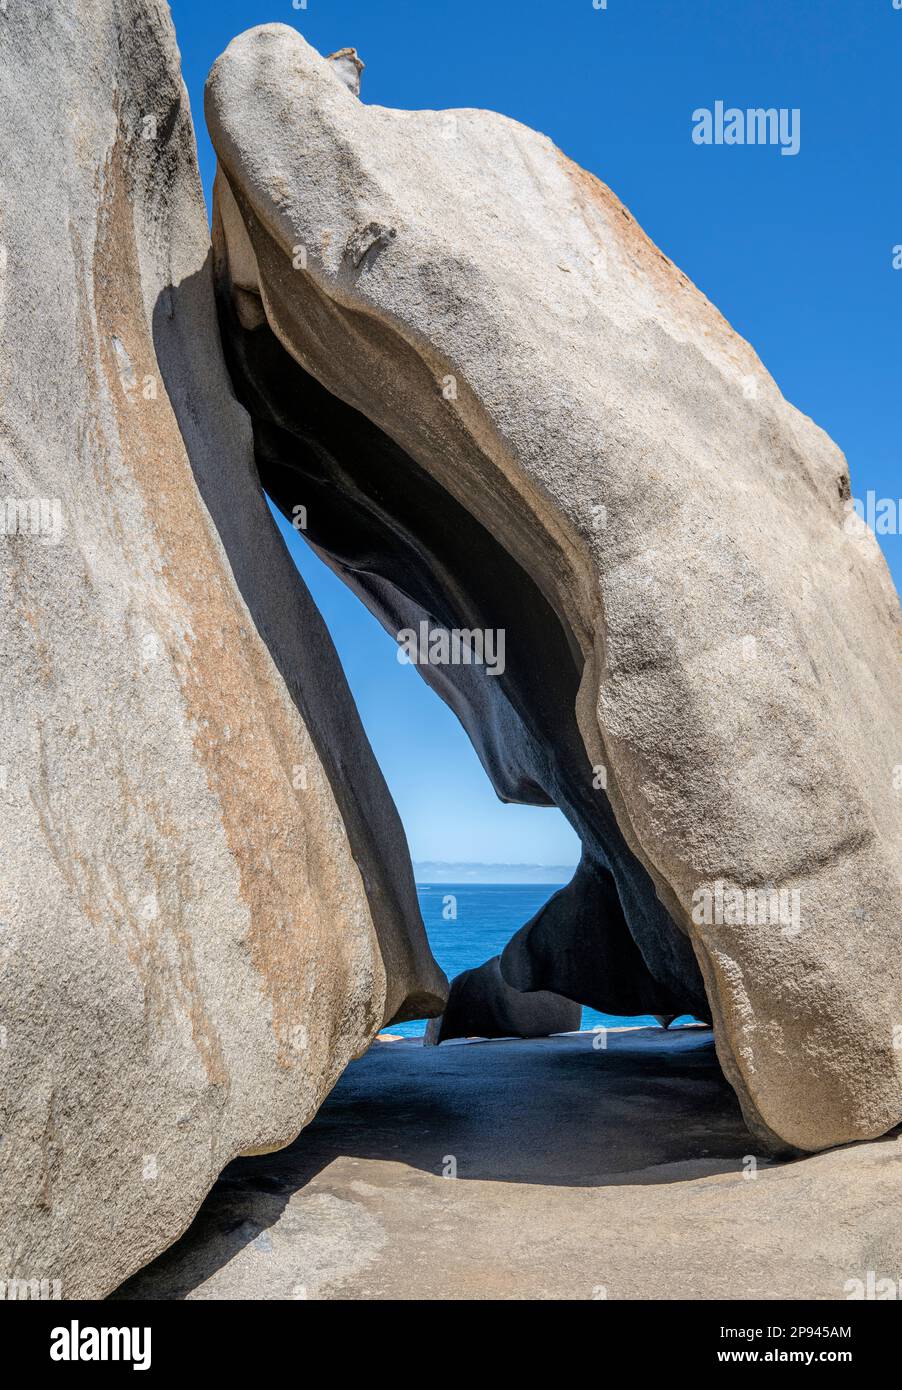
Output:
(207, 24), (902, 1154)
(0, 1), (444, 1299)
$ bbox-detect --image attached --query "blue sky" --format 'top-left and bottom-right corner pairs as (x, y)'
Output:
(172, 0), (901, 871)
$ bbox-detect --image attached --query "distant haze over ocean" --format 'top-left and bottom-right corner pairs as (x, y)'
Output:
(413, 862), (575, 885)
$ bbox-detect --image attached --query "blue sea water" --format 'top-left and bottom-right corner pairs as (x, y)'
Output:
(384, 883), (694, 1037)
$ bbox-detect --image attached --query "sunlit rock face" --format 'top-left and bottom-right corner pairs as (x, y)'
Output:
(208, 23), (902, 1154)
(0, 1), (444, 1299)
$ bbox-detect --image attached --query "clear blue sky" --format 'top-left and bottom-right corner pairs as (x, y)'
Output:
(171, 0), (901, 871)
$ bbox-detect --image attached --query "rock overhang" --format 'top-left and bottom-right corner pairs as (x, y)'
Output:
(205, 22), (902, 1155)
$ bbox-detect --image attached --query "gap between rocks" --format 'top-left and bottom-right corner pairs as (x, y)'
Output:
(211, 243), (712, 1042)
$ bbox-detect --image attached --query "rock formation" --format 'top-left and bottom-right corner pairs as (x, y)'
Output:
(207, 24), (902, 1155)
(3, 0), (902, 1303)
(426, 957), (581, 1044)
(0, 1), (444, 1299)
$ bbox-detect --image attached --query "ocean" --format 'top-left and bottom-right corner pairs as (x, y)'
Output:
(384, 882), (694, 1036)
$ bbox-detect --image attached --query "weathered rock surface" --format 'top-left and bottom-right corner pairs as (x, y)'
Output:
(428, 956), (581, 1044)
(207, 24), (902, 1153)
(114, 1029), (902, 1300)
(0, 1), (444, 1299)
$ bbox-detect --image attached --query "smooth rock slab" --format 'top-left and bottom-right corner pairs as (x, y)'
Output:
(115, 1029), (902, 1301)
